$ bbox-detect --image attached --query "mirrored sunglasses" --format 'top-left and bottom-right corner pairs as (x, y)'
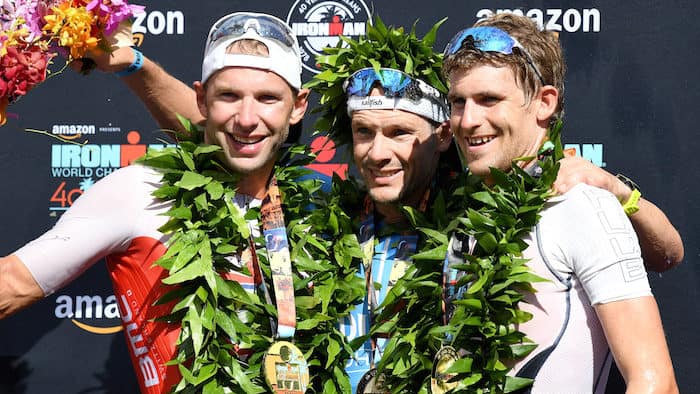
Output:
(207, 12), (297, 51)
(443, 26), (546, 85)
(343, 67), (441, 101)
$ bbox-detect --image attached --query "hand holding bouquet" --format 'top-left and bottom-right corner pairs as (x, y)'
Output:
(0, 0), (144, 125)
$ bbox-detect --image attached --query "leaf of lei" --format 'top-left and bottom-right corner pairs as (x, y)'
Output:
(137, 120), (367, 393)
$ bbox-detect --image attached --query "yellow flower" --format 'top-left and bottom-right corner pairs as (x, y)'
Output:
(43, 2), (99, 59)
(0, 19), (29, 57)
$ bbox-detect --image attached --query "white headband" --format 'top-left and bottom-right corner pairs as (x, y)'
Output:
(346, 94), (449, 123)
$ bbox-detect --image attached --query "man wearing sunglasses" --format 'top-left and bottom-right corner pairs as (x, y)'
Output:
(82, 14), (682, 274)
(443, 13), (677, 392)
(0, 12), (312, 393)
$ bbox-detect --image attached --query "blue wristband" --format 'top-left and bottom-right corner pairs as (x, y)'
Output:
(115, 48), (143, 77)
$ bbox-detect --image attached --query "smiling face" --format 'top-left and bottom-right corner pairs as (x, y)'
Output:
(195, 66), (308, 197)
(351, 104), (451, 222)
(448, 64), (556, 184)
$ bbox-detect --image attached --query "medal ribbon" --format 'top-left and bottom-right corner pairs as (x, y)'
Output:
(441, 233), (476, 325)
(246, 176), (297, 339)
(358, 189), (430, 368)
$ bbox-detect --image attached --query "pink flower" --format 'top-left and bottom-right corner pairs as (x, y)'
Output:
(1, 0), (60, 40)
(23, 1), (60, 40)
(87, 0), (145, 35)
(86, 0), (110, 15)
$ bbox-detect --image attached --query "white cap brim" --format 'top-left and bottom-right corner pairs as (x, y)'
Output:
(201, 30), (302, 89)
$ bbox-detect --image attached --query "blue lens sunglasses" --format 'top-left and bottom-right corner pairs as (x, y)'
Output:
(444, 26), (546, 86)
(343, 67), (442, 101)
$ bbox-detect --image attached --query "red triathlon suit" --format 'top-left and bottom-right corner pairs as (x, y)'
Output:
(15, 164), (259, 393)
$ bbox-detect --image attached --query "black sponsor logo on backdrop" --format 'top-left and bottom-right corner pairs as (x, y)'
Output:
(476, 8), (601, 32)
(287, 0), (371, 73)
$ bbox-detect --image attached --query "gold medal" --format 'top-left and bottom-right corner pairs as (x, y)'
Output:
(430, 346), (460, 394)
(356, 368), (388, 394)
(263, 341), (310, 393)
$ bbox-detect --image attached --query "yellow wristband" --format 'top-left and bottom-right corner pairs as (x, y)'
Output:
(621, 188), (641, 216)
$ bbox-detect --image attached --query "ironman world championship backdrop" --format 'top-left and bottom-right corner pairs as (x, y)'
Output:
(1, 0), (699, 392)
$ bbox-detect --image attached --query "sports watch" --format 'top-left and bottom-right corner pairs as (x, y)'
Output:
(616, 174), (641, 215)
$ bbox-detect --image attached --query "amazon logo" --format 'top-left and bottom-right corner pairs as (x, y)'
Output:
(131, 10), (185, 47)
(476, 8), (601, 33)
(50, 124), (96, 141)
(54, 294), (123, 335)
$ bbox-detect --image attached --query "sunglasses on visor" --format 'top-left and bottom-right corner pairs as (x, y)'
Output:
(206, 12), (297, 51)
(343, 67), (442, 101)
(443, 26), (546, 86)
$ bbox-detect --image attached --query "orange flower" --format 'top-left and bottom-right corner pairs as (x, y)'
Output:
(43, 2), (99, 59)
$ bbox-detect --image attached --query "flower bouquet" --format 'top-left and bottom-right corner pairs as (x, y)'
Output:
(0, 0), (144, 126)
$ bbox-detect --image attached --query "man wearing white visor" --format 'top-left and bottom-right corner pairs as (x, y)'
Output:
(0, 12), (367, 394)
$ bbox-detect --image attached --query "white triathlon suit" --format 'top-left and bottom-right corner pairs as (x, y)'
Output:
(512, 183), (652, 393)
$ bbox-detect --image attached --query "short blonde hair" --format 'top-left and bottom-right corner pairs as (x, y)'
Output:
(225, 39), (269, 56)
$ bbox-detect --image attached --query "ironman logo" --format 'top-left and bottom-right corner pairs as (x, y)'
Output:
(287, 0), (371, 74)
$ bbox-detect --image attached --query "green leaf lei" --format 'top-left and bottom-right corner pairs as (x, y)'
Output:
(137, 119), (366, 393)
(442, 122), (564, 393)
(305, 14), (447, 147)
(372, 122), (564, 393)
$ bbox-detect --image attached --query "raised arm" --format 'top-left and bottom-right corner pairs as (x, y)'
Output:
(0, 255), (44, 319)
(595, 297), (678, 394)
(553, 156), (683, 272)
(78, 45), (202, 134)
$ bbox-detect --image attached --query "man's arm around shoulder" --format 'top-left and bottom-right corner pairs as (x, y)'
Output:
(553, 156), (684, 272)
(0, 254), (44, 319)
